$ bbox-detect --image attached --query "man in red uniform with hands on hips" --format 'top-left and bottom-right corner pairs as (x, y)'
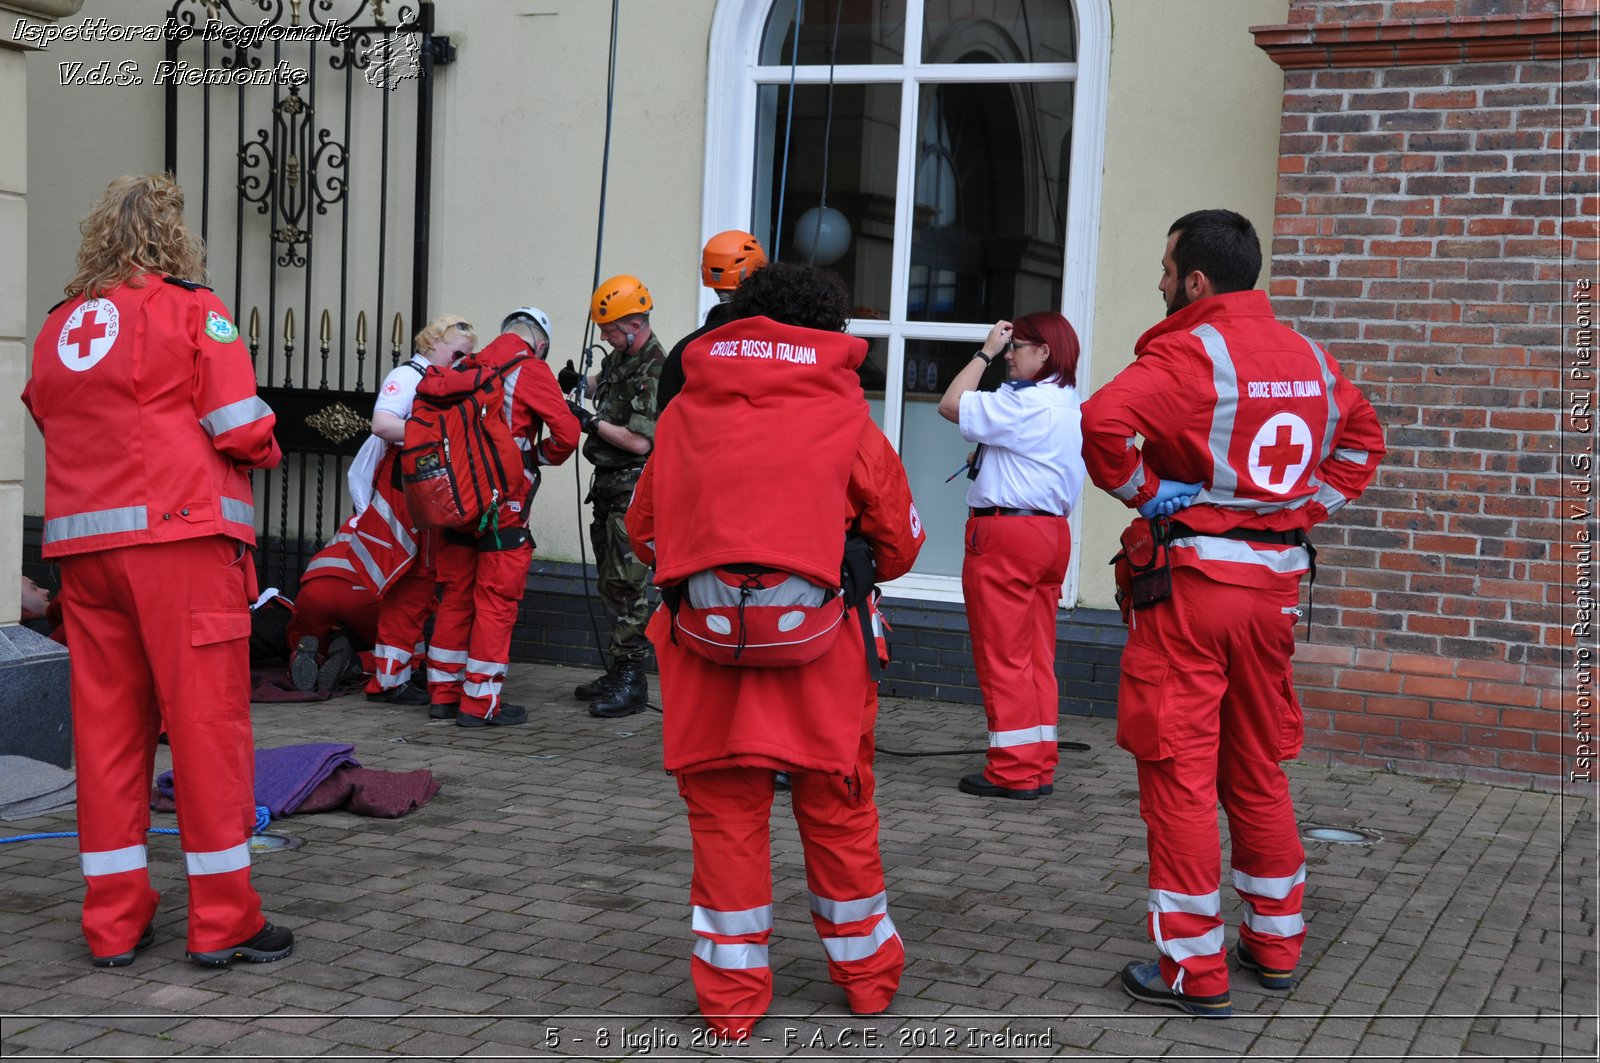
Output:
(22, 174), (294, 968)
(1081, 210), (1385, 1017)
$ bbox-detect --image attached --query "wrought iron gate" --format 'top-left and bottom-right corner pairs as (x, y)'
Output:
(163, 0), (453, 591)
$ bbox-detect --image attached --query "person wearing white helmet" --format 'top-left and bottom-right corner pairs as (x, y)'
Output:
(425, 306), (582, 727)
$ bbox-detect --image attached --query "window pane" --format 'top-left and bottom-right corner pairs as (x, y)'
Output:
(761, 0), (906, 66)
(907, 80), (1071, 324)
(922, 0), (1077, 64)
(755, 82), (901, 322)
(897, 338), (1010, 579)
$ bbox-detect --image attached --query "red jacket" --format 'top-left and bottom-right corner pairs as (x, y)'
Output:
(1081, 290), (1385, 587)
(303, 450), (419, 595)
(649, 316), (869, 588)
(23, 275), (281, 558)
(629, 421), (925, 775)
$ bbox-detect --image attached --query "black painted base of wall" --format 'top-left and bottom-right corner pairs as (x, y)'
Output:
(0, 624), (72, 768)
(23, 518), (1128, 720)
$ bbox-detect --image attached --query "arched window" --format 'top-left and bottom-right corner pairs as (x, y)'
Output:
(704, 0), (1107, 603)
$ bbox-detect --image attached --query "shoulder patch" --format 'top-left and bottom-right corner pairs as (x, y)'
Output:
(163, 276), (214, 291)
(205, 310), (240, 343)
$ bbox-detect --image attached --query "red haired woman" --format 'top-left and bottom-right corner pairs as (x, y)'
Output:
(937, 312), (1087, 799)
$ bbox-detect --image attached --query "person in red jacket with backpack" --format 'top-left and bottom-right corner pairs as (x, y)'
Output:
(1081, 210), (1385, 1018)
(424, 307), (581, 726)
(22, 174), (293, 968)
(628, 263), (926, 1039)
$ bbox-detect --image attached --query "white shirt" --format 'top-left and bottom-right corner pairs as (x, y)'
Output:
(348, 355), (430, 513)
(958, 378), (1087, 517)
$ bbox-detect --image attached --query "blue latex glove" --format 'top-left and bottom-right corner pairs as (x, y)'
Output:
(1137, 479), (1202, 519)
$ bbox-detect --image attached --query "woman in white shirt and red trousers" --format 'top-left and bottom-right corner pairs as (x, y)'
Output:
(939, 312), (1087, 800)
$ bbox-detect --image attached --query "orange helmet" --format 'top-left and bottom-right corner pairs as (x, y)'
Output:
(590, 274), (653, 324)
(701, 230), (768, 291)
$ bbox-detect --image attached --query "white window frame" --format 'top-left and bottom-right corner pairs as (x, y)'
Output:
(702, 0), (1109, 605)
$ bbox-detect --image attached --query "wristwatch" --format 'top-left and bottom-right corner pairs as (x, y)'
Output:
(973, 350), (993, 366)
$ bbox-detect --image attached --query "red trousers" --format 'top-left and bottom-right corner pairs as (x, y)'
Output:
(57, 537), (266, 956)
(1117, 566), (1308, 998)
(428, 539), (533, 719)
(677, 728), (903, 1038)
(364, 550), (437, 694)
(961, 514), (1071, 790)
(286, 574), (378, 651)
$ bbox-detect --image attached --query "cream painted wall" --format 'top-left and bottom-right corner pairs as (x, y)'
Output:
(425, 0), (712, 563)
(20, 0), (1287, 611)
(1077, 0), (1288, 607)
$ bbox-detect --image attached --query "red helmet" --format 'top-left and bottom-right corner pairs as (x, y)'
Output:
(701, 230), (768, 291)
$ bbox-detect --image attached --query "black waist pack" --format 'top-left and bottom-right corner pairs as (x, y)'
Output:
(1112, 517), (1172, 612)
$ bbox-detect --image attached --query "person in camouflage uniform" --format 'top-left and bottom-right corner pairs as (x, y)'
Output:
(564, 274), (665, 717)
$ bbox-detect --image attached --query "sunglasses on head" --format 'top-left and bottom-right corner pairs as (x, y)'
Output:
(452, 321), (473, 332)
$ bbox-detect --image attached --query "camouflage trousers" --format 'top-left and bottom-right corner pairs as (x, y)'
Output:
(589, 468), (651, 664)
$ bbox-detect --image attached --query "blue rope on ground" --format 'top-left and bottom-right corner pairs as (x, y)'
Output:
(0, 806), (271, 845)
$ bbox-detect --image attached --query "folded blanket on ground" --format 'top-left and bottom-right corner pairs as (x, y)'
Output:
(154, 742), (359, 817)
(297, 766), (442, 818)
(151, 744), (439, 819)
(0, 756), (76, 821)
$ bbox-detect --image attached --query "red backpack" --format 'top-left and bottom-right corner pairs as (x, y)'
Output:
(400, 357), (528, 536)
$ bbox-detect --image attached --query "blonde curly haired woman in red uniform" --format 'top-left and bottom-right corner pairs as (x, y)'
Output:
(938, 312), (1086, 800)
(23, 174), (294, 968)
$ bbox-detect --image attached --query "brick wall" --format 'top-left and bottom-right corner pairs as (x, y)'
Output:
(1254, 0), (1596, 787)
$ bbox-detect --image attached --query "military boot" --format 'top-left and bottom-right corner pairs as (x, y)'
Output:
(574, 661), (620, 701)
(588, 660), (647, 718)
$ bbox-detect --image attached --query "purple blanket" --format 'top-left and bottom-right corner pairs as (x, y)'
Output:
(154, 743), (361, 817)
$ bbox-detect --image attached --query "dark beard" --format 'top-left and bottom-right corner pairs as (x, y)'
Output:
(1165, 284), (1191, 316)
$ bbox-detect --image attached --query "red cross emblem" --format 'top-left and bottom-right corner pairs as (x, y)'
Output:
(56, 299), (120, 372)
(1247, 414), (1313, 495)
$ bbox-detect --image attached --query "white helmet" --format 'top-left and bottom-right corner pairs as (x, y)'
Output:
(501, 306), (553, 351)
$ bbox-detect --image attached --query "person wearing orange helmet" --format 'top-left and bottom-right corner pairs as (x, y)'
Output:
(656, 231), (769, 414)
(566, 274), (666, 717)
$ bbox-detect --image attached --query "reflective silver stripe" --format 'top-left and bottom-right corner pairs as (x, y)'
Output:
(199, 396), (273, 438)
(428, 646), (469, 664)
(220, 496), (254, 526)
(1192, 324), (1241, 506)
(372, 644), (410, 662)
(368, 491), (416, 558)
(1169, 536), (1311, 574)
(988, 725), (1058, 749)
(1233, 865), (1307, 900)
(1111, 458), (1147, 502)
(44, 505), (147, 544)
(693, 904), (774, 937)
(1333, 448), (1369, 465)
(464, 678), (503, 698)
(1243, 911), (1306, 938)
(809, 890), (887, 925)
(503, 365), (521, 435)
(375, 664), (413, 687)
(345, 533), (390, 590)
(820, 914), (898, 963)
(304, 556), (356, 575)
(1149, 888), (1221, 917)
(693, 938), (769, 970)
(1297, 331), (1344, 511)
(426, 668), (459, 683)
(1314, 480), (1350, 516)
(81, 844), (147, 877)
(466, 657), (506, 676)
(1156, 923), (1227, 971)
(185, 842), (251, 876)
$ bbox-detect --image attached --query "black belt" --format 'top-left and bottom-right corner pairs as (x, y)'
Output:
(1166, 521), (1303, 547)
(970, 506), (1061, 518)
